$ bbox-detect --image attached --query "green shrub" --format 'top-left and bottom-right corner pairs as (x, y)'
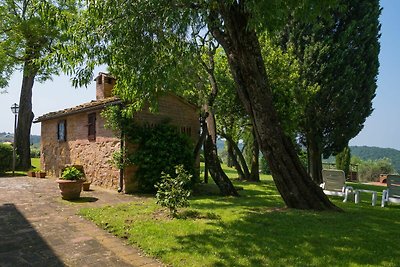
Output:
(155, 165), (191, 217)
(0, 143), (13, 173)
(128, 123), (196, 193)
(61, 166), (84, 181)
(336, 146), (351, 177)
(356, 157), (396, 182)
(260, 157), (270, 174)
(30, 148), (40, 158)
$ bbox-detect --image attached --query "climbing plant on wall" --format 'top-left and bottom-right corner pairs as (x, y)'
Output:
(102, 105), (196, 193)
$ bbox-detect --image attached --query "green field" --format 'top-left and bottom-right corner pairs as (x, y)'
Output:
(79, 165), (400, 267)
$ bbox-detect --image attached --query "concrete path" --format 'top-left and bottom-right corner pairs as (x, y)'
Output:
(0, 176), (163, 267)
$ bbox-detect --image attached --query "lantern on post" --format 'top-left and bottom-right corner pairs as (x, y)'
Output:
(10, 103), (19, 176)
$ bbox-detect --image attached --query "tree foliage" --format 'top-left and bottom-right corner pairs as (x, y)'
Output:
(214, 36), (301, 181)
(350, 146), (400, 172)
(352, 157), (396, 182)
(336, 146), (351, 177)
(277, 0), (381, 183)
(0, 143), (13, 173)
(0, 0), (78, 168)
(59, 0), (342, 210)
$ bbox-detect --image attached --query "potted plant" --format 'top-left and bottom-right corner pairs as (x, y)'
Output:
(66, 164), (91, 191)
(35, 169), (46, 178)
(27, 168), (36, 177)
(56, 166), (85, 200)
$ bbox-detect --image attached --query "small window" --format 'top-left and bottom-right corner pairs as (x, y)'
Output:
(57, 120), (66, 141)
(88, 113), (96, 141)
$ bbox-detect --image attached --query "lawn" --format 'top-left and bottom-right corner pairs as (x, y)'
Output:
(31, 157), (40, 169)
(79, 165), (400, 267)
(0, 158), (41, 177)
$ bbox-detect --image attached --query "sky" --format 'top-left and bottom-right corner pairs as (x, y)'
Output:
(0, 0), (399, 150)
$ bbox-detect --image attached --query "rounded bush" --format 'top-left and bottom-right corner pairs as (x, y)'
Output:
(0, 143), (13, 173)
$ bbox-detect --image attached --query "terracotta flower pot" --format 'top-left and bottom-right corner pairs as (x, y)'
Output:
(56, 179), (84, 200)
(27, 171), (36, 177)
(36, 172), (46, 178)
(82, 181), (91, 191)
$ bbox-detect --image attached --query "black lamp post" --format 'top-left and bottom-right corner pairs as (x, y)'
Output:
(10, 103), (19, 176)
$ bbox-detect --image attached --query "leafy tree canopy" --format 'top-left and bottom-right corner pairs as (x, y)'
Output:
(58, 0), (343, 210)
(279, 0), (381, 157)
(0, 0), (78, 89)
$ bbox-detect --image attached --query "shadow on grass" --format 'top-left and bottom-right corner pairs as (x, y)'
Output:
(174, 204), (400, 266)
(174, 179), (399, 266)
(78, 175), (400, 266)
(175, 209), (221, 220)
(191, 180), (284, 211)
(0, 203), (64, 266)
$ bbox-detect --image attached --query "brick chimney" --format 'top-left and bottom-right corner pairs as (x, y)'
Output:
(95, 72), (116, 100)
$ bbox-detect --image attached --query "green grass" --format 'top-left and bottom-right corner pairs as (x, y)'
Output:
(0, 158), (40, 177)
(78, 165), (400, 267)
(31, 158), (40, 169)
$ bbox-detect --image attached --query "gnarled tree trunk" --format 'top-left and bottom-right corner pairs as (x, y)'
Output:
(204, 105), (239, 196)
(16, 63), (36, 170)
(222, 133), (250, 179)
(211, 3), (340, 210)
(226, 137), (245, 180)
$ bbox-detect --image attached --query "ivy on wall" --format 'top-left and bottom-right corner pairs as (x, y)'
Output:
(102, 105), (196, 193)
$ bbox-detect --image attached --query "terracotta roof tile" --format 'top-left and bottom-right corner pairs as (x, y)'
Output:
(34, 97), (122, 123)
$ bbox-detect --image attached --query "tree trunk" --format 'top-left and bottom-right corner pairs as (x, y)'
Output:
(193, 115), (208, 160)
(204, 106), (239, 196)
(226, 137), (245, 180)
(308, 137), (323, 185)
(223, 134), (250, 179)
(211, 3), (340, 210)
(193, 115), (209, 184)
(203, 131), (209, 184)
(249, 128), (260, 182)
(226, 140), (234, 167)
(16, 63), (36, 170)
(199, 45), (238, 196)
(204, 133), (239, 196)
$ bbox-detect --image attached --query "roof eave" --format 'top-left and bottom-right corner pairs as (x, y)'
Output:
(34, 99), (123, 123)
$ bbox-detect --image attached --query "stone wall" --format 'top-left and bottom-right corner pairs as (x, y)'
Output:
(41, 111), (121, 189)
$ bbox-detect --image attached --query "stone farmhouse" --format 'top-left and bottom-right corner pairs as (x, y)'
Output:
(34, 72), (199, 193)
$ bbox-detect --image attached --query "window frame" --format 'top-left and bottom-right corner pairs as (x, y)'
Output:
(88, 113), (96, 141)
(57, 120), (67, 142)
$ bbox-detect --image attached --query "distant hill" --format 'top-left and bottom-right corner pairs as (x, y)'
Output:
(216, 139), (400, 172)
(0, 132), (13, 143)
(0, 132), (41, 146)
(350, 146), (400, 172)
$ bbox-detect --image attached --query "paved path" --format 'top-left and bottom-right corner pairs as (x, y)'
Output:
(0, 176), (164, 267)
